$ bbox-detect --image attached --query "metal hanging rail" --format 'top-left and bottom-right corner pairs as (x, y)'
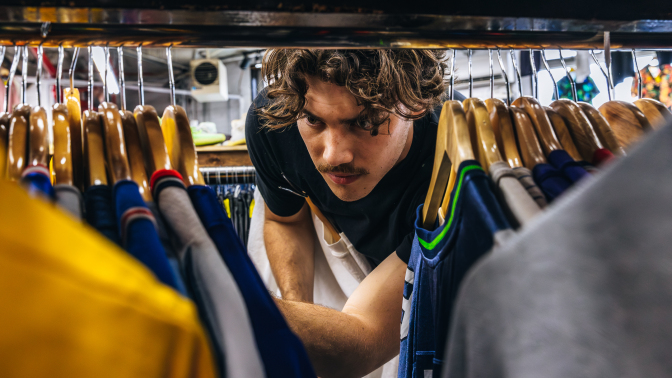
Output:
(1, 7), (672, 48)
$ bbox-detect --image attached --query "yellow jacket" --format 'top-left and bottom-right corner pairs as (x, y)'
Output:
(0, 181), (216, 378)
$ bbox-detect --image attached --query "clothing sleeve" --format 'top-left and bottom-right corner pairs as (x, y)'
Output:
(395, 232), (414, 264)
(245, 91), (306, 217)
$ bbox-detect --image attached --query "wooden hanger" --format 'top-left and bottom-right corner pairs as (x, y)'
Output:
(134, 106), (172, 175)
(598, 101), (651, 149)
(485, 99), (522, 168)
(28, 106), (49, 168)
(162, 105), (205, 186)
(161, 47), (204, 187)
(512, 97), (563, 157)
(463, 98), (504, 170)
(52, 103), (73, 185)
(100, 102), (132, 183)
(120, 109), (151, 201)
(591, 49), (650, 150)
(134, 46), (172, 177)
(0, 45), (20, 178)
(578, 102), (625, 155)
(7, 47), (31, 181)
(422, 100), (474, 229)
(65, 47), (83, 190)
(510, 107), (546, 169)
(634, 98), (672, 130)
(549, 99), (603, 162)
(27, 45), (49, 169)
(82, 46), (107, 187)
(83, 110), (108, 187)
(115, 47), (151, 201)
(98, 47), (131, 184)
(52, 46), (73, 186)
(544, 107), (582, 161)
(6, 104), (30, 181)
(306, 197), (341, 243)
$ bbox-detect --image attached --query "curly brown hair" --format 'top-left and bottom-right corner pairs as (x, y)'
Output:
(258, 49), (448, 135)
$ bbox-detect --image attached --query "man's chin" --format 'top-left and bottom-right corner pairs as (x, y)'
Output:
(326, 182), (374, 202)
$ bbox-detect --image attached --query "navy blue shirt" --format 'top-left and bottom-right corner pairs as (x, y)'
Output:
(399, 160), (512, 378)
(85, 185), (121, 245)
(547, 149), (591, 184)
(113, 180), (182, 292)
(532, 163), (572, 202)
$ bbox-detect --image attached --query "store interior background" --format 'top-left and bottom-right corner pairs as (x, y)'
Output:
(0, 48), (659, 139)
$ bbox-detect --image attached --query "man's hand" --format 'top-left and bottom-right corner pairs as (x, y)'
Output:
(276, 252), (407, 378)
(264, 202), (316, 302)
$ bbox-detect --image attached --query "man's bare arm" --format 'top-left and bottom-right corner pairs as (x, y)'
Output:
(276, 252), (406, 378)
(264, 202), (316, 302)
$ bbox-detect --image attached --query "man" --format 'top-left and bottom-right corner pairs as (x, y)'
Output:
(246, 49), (460, 377)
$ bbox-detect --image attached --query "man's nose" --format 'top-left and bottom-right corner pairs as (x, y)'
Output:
(322, 127), (354, 167)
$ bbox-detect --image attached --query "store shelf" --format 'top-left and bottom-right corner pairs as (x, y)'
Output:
(196, 145), (252, 168)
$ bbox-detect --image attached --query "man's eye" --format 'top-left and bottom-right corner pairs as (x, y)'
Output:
(305, 116), (320, 125)
(356, 120), (373, 131)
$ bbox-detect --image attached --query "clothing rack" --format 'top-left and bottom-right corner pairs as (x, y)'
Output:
(201, 166), (256, 186)
(1, 4), (672, 48)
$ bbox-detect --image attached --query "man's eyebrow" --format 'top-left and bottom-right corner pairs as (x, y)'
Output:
(302, 109), (362, 125)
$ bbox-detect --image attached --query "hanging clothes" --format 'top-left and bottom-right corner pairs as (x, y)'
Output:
(555, 75), (600, 103)
(0, 180), (216, 378)
(209, 183), (256, 246)
(151, 169), (265, 378)
(488, 161), (542, 226)
(632, 64), (672, 108)
(84, 185), (121, 246)
(611, 51), (635, 86)
(444, 121), (672, 378)
(54, 184), (85, 220)
(511, 167), (548, 208)
(532, 163), (572, 202)
(188, 184), (317, 378)
(547, 150), (591, 184)
(520, 50), (541, 77)
(398, 160), (514, 378)
(20, 165), (55, 201)
(112, 179), (183, 292)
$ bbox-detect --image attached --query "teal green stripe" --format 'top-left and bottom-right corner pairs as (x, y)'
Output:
(419, 165), (482, 250)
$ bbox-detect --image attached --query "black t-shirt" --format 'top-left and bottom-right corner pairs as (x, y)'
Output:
(246, 89), (465, 264)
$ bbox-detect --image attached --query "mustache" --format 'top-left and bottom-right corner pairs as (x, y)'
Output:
(316, 164), (370, 176)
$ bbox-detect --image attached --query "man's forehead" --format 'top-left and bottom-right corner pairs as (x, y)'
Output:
(304, 76), (362, 114)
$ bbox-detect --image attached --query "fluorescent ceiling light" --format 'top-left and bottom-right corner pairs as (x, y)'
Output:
(91, 47), (119, 95)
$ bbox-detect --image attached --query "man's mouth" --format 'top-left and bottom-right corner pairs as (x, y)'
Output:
(326, 173), (362, 185)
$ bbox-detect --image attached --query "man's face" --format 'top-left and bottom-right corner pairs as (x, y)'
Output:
(297, 76), (415, 202)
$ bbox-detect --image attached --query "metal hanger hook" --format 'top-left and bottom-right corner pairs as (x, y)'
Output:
(529, 49), (539, 100)
(540, 49), (559, 101)
(137, 44), (144, 106)
(21, 45), (29, 104)
(103, 45), (110, 103)
(118, 46), (126, 111)
(589, 50), (612, 101)
(468, 49), (473, 98)
(56, 44), (64, 103)
(166, 45), (176, 107)
(488, 49), (494, 99)
(69, 46), (80, 91)
(632, 49), (642, 100)
(36, 42), (44, 107)
(88, 45), (94, 111)
(4, 44), (20, 113)
(449, 49), (456, 101)
(496, 48), (511, 106)
(510, 49), (523, 99)
(558, 48), (577, 101)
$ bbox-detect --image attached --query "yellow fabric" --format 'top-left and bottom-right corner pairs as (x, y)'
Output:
(249, 198), (255, 218)
(0, 181), (217, 378)
(224, 197), (231, 218)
